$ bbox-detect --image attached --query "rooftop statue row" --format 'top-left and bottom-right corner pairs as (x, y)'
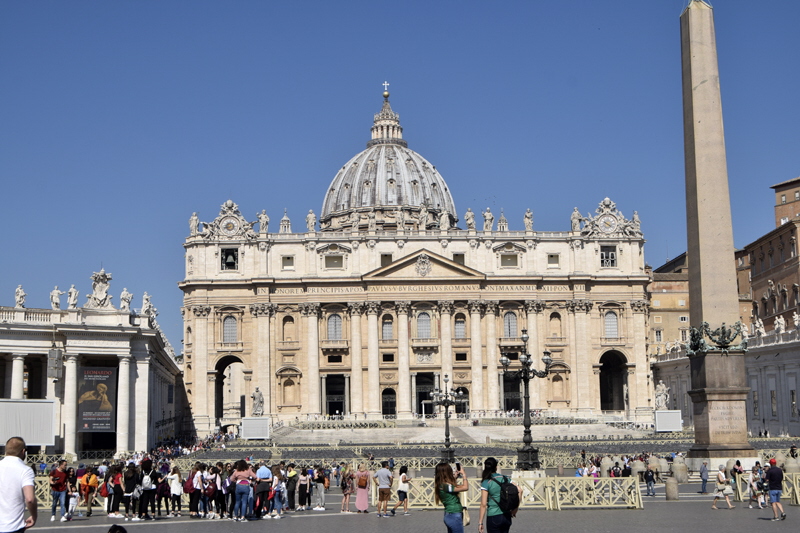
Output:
(190, 198), (641, 239)
(10, 270), (156, 315)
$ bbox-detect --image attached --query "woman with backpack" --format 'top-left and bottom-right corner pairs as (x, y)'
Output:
(354, 464), (371, 513)
(165, 466), (183, 517)
(134, 459), (161, 521)
(478, 457), (517, 533)
(434, 462), (468, 533)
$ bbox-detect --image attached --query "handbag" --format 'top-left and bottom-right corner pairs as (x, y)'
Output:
(462, 506), (471, 526)
(723, 485), (734, 496)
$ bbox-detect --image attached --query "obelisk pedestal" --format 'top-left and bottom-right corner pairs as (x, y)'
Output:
(679, 0), (756, 470)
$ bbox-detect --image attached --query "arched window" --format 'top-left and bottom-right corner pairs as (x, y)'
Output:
(417, 312), (431, 338)
(382, 316), (394, 340)
(604, 311), (619, 338)
(454, 314), (467, 339)
(549, 312), (562, 337)
(223, 316), (237, 343)
(282, 316), (296, 341)
(327, 314), (343, 340)
(503, 312), (517, 338)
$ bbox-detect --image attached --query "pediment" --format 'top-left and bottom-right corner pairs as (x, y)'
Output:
(363, 249), (485, 280)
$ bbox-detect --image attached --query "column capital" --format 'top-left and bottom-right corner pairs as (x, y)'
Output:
(192, 305), (211, 317)
(525, 299), (546, 313)
(468, 300), (484, 315)
(365, 301), (382, 315)
(629, 300), (649, 313)
(299, 302), (321, 317)
(567, 299), (593, 313)
(437, 301), (454, 315)
(117, 354), (132, 364)
(11, 353), (26, 361)
(483, 300), (499, 314)
(250, 302), (277, 317)
(347, 302), (365, 316)
(395, 301), (412, 314)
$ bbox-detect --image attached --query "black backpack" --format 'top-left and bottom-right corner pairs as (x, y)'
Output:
(490, 475), (520, 517)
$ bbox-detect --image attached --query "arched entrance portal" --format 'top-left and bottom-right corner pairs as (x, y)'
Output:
(214, 355), (246, 424)
(381, 388), (396, 417)
(599, 351), (627, 411)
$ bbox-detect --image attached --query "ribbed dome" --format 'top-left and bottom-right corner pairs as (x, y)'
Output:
(319, 92), (457, 231)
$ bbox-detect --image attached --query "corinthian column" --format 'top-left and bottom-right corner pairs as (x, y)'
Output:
(366, 302), (381, 417)
(468, 300), (484, 412)
(396, 301), (411, 418)
(525, 300), (545, 409)
(484, 301), (500, 412)
(438, 301), (454, 393)
(63, 354), (78, 457)
(348, 302), (364, 416)
(302, 303), (321, 416)
(250, 303), (276, 416)
(191, 305), (212, 433)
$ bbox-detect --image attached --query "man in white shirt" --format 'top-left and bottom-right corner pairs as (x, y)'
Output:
(0, 436), (37, 533)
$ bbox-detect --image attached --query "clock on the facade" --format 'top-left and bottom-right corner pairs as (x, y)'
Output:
(598, 214), (618, 233)
(220, 216), (240, 236)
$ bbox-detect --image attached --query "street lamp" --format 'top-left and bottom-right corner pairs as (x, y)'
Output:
(500, 329), (553, 470)
(430, 374), (466, 463)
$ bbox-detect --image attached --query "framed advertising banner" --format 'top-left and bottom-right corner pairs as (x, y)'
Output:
(77, 367), (117, 432)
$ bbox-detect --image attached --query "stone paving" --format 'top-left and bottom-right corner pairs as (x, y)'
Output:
(30, 482), (791, 533)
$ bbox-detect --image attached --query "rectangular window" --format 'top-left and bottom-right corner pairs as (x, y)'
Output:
(547, 254), (560, 268)
(678, 300), (686, 307)
(452, 253), (465, 265)
(500, 254), (518, 267)
(753, 391), (759, 417)
(324, 255), (343, 269)
(653, 316), (662, 323)
(680, 329), (688, 341)
(795, 191), (799, 201)
(380, 254), (393, 267)
(328, 355), (343, 364)
(655, 330), (662, 342)
(679, 316), (689, 322)
(652, 300), (660, 307)
(454, 318), (466, 339)
(771, 390), (778, 417)
(281, 256), (295, 270)
(382, 353), (395, 363)
(382, 319), (393, 340)
(781, 217), (789, 225)
(455, 352), (468, 362)
(221, 248), (238, 270)
(781, 194), (787, 204)
(791, 390), (798, 418)
(600, 246), (617, 268)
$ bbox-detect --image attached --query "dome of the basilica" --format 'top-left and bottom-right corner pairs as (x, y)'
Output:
(319, 92), (457, 231)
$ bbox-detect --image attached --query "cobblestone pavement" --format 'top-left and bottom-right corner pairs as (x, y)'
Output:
(31, 482), (791, 533)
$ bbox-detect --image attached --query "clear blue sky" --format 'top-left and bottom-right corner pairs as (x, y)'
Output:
(2, 0), (798, 350)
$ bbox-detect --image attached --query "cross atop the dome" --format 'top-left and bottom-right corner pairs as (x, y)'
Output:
(382, 81), (390, 91)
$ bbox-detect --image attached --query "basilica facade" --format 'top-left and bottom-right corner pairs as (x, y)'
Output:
(180, 92), (652, 433)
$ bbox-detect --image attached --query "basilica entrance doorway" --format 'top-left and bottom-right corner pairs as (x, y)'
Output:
(599, 351), (627, 411)
(503, 374), (521, 412)
(324, 374), (346, 417)
(415, 372), (436, 416)
(381, 388), (396, 417)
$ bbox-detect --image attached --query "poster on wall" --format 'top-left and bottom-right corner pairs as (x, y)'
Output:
(77, 367), (117, 432)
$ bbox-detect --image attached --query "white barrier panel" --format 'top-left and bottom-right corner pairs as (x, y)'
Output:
(0, 399), (56, 446)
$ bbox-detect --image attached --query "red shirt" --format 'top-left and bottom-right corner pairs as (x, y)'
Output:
(50, 468), (68, 492)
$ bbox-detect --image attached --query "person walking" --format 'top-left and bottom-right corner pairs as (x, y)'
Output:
(478, 457), (515, 533)
(354, 464), (371, 513)
(0, 436), (38, 532)
(698, 461), (709, 494)
(340, 463), (355, 513)
(50, 459), (69, 521)
(764, 458), (786, 521)
(390, 465), (412, 516)
(435, 462), (468, 533)
(747, 465), (764, 509)
(374, 461), (393, 517)
(711, 464), (735, 510)
(643, 465), (657, 497)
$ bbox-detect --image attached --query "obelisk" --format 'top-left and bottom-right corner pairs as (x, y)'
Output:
(680, 0), (755, 468)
